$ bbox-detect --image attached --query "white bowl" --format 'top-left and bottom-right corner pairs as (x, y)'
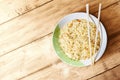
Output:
(53, 12), (107, 66)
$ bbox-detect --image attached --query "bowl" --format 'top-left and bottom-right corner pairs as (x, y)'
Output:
(52, 12), (107, 67)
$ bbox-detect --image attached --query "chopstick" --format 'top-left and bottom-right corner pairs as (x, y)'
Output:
(93, 3), (102, 64)
(86, 4), (92, 65)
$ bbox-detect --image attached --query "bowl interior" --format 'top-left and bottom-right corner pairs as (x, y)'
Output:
(53, 12), (107, 67)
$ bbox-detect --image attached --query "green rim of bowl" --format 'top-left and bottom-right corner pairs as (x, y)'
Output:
(52, 25), (84, 67)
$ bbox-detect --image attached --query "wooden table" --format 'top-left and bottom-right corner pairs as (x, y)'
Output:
(0, 0), (120, 80)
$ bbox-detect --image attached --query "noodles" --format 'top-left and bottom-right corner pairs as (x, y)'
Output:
(59, 19), (100, 60)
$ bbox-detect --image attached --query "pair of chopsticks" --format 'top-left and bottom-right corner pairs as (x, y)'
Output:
(86, 3), (102, 65)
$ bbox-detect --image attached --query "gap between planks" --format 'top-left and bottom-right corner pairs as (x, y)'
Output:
(0, 32), (52, 57)
(0, 0), (53, 25)
(18, 59), (61, 80)
(89, 65), (120, 80)
(87, 64), (120, 80)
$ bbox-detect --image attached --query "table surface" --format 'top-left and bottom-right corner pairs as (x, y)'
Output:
(0, 0), (120, 80)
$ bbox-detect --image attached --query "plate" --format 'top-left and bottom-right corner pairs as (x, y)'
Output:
(53, 12), (107, 67)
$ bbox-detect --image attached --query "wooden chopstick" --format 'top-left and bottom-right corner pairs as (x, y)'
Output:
(86, 4), (92, 65)
(93, 3), (102, 64)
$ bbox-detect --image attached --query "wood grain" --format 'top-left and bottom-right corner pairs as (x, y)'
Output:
(0, 2), (120, 79)
(19, 2), (120, 80)
(0, 0), (118, 57)
(0, 0), (52, 24)
(0, 34), (59, 80)
(89, 65), (120, 80)
(99, 1), (120, 37)
(20, 35), (120, 80)
(0, 0), (120, 80)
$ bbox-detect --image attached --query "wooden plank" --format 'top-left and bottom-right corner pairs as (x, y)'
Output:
(89, 65), (120, 80)
(20, 35), (120, 80)
(0, 34), (59, 80)
(0, 0), (52, 24)
(0, 1), (119, 80)
(18, 2), (120, 80)
(0, 9), (119, 80)
(99, 1), (120, 37)
(0, 0), (118, 57)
